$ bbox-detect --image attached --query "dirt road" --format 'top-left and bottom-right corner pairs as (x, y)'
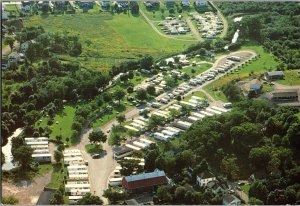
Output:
(2, 41), (19, 56)
(186, 17), (202, 41)
(2, 171), (52, 205)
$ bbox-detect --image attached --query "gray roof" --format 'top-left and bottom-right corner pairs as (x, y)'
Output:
(223, 194), (239, 203)
(125, 169), (166, 182)
(266, 71), (284, 76)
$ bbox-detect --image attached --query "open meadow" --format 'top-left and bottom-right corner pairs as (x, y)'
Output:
(24, 11), (193, 72)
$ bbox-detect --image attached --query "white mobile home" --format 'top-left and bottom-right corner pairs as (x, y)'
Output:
(200, 111), (214, 117)
(191, 96), (203, 101)
(108, 177), (122, 186)
(64, 156), (85, 165)
(32, 149), (50, 154)
(191, 112), (206, 119)
(211, 106), (229, 113)
(139, 138), (155, 145)
(165, 127), (181, 134)
(161, 129), (177, 138)
(25, 137), (49, 142)
(206, 108), (222, 115)
(124, 125), (139, 132)
(125, 144), (142, 151)
(174, 121), (192, 130)
(67, 165), (87, 171)
(180, 101), (197, 108)
(189, 99), (200, 105)
(133, 141), (148, 149)
(133, 119), (147, 126)
(187, 116), (200, 123)
(68, 170), (88, 175)
(32, 153), (52, 162)
(153, 132), (170, 141)
(68, 174), (89, 181)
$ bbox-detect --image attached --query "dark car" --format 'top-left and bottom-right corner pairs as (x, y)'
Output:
(92, 154), (100, 159)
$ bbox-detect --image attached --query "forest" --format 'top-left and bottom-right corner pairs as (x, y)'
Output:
(135, 99), (300, 204)
(217, 2), (300, 70)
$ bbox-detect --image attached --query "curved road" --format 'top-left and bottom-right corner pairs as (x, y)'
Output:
(72, 50), (256, 204)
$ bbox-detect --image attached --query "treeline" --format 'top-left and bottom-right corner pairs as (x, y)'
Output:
(217, 2), (300, 69)
(142, 99), (300, 204)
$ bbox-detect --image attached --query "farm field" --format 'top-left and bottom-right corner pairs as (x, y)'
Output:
(203, 43), (280, 101)
(24, 12), (192, 71)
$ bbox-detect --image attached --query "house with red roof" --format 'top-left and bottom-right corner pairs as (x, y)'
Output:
(122, 169), (168, 193)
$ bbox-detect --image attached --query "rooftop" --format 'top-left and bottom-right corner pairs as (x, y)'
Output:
(266, 71), (284, 76)
(124, 169), (166, 182)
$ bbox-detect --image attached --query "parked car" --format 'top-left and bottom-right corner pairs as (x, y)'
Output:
(92, 154), (100, 159)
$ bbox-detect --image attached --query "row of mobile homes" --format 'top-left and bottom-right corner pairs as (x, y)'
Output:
(64, 149), (91, 201)
(173, 121), (192, 130)
(25, 137), (52, 162)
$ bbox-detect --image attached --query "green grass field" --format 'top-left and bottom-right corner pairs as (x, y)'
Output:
(183, 91), (208, 101)
(203, 43), (280, 101)
(296, 112), (300, 120)
(276, 70), (300, 86)
(24, 12), (192, 71)
(35, 105), (76, 143)
(182, 63), (212, 77)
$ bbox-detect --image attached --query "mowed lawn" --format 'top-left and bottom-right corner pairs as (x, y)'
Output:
(203, 43), (280, 101)
(35, 105), (76, 142)
(276, 70), (300, 86)
(24, 12), (192, 71)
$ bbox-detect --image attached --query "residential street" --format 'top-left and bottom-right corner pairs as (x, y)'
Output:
(70, 50), (256, 204)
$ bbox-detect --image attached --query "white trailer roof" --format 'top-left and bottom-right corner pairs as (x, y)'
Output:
(211, 106), (229, 113)
(125, 144), (141, 151)
(133, 141), (147, 149)
(206, 108), (222, 115)
(191, 112), (205, 118)
(177, 121), (192, 127)
(124, 125), (139, 132)
(139, 138), (155, 145)
(32, 153), (52, 158)
(200, 111), (214, 116)
(133, 119), (146, 126)
(180, 101), (197, 108)
(165, 127), (181, 133)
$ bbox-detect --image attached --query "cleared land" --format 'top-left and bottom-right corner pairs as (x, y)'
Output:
(24, 12), (193, 71)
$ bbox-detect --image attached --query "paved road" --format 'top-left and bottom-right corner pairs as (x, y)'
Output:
(71, 50), (256, 204)
(139, 9), (197, 42)
(186, 17), (202, 41)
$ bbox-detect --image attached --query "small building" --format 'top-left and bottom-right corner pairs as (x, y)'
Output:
(122, 169), (168, 193)
(272, 89), (300, 102)
(223, 194), (241, 205)
(249, 83), (262, 93)
(265, 71), (284, 81)
(196, 171), (216, 187)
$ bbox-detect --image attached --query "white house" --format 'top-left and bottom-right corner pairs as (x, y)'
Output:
(196, 171), (216, 187)
(223, 194), (241, 205)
